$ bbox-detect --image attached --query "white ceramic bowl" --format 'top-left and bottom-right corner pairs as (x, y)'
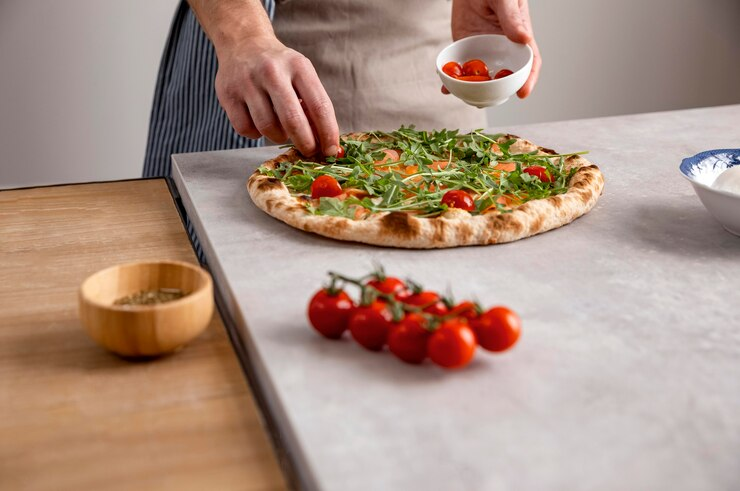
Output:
(436, 34), (533, 108)
(679, 149), (740, 236)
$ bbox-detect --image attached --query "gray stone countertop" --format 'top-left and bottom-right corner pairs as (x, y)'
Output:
(172, 105), (740, 491)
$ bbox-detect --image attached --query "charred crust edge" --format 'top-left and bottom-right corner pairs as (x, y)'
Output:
(381, 212), (421, 239)
(538, 146), (557, 155)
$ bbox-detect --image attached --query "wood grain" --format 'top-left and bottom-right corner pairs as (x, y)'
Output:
(0, 180), (287, 491)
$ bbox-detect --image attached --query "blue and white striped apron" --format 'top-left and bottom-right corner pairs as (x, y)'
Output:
(143, 0), (275, 179)
(142, 1), (275, 261)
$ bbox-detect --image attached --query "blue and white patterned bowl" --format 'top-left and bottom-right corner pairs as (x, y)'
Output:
(679, 149), (740, 236)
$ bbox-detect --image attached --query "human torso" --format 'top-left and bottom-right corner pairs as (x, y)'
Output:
(273, 0), (486, 133)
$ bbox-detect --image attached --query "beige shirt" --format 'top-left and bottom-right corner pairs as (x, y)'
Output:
(273, 0), (487, 133)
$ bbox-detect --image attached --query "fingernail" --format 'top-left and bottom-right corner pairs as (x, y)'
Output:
(325, 145), (339, 156)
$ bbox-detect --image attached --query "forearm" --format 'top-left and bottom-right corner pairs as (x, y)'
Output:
(186, 0), (274, 56)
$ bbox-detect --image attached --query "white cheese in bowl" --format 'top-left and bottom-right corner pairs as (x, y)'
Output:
(712, 166), (740, 195)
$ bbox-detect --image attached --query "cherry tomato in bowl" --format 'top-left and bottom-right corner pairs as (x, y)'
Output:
(442, 61), (463, 79)
(494, 69), (513, 79)
(307, 289), (355, 339)
(311, 175), (343, 199)
(441, 189), (475, 211)
(428, 319), (477, 369)
(462, 59), (489, 77)
(458, 75), (492, 82)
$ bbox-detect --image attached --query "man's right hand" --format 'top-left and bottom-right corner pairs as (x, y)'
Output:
(215, 37), (340, 157)
(188, 0), (339, 157)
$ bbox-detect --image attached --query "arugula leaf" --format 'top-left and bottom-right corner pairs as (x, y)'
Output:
(285, 174), (313, 193)
(317, 197), (356, 218)
(379, 181), (402, 207)
(258, 165), (277, 177)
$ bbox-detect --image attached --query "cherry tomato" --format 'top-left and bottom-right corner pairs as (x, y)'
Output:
(442, 61), (463, 79)
(403, 291), (449, 316)
(523, 165), (553, 183)
(494, 69), (513, 79)
(428, 319), (477, 369)
(425, 303), (449, 316)
(335, 146), (345, 158)
(349, 301), (393, 351)
(394, 289), (412, 301)
(462, 59), (489, 77)
(311, 175), (343, 199)
(471, 306), (521, 352)
(441, 190), (475, 211)
(307, 289), (355, 339)
(388, 313), (431, 364)
(449, 301), (479, 322)
(458, 75), (492, 82)
(367, 276), (407, 295)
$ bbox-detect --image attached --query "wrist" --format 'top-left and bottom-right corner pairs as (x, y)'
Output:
(212, 25), (276, 59)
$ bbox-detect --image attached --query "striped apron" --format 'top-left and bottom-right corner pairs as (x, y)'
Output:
(142, 1), (275, 260)
(142, 0), (275, 179)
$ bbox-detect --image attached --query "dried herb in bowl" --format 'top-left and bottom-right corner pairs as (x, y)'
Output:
(114, 288), (186, 306)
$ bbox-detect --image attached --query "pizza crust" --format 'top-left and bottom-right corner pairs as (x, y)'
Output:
(247, 134), (604, 249)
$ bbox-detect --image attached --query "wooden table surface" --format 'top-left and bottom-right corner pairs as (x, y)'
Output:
(0, 179), (287, 491)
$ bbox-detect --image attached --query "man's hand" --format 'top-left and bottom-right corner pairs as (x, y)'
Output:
(449, 0), (541, 98)
(216, 37), (339, 156)
(189, 0), (339, 156)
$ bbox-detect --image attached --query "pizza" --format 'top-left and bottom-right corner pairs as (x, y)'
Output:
(247, 127), (604, 248)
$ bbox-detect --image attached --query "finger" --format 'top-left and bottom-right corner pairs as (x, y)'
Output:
(268, 81), (318, 156)
(441, 85), (450, 95)
(293, 61), (340, 156)
(494, 0), (532, 44)
(517, 38), (541, 98)
(245, 90), (288, 144)
(220, 98), (261, 140)
(300, 100), (320, 142)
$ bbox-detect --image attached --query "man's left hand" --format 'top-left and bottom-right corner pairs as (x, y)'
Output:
(446, 0), (541, 99)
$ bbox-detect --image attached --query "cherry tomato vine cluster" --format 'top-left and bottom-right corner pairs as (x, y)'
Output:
(307, 268), (521, 369)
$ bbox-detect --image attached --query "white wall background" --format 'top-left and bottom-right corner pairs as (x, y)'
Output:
(492, 0), (740, 125)
(1, 0), (739, 189)
(0, 0), (179, 189)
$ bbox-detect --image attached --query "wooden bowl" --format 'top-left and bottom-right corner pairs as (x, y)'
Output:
(79, 261), (214, 357)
